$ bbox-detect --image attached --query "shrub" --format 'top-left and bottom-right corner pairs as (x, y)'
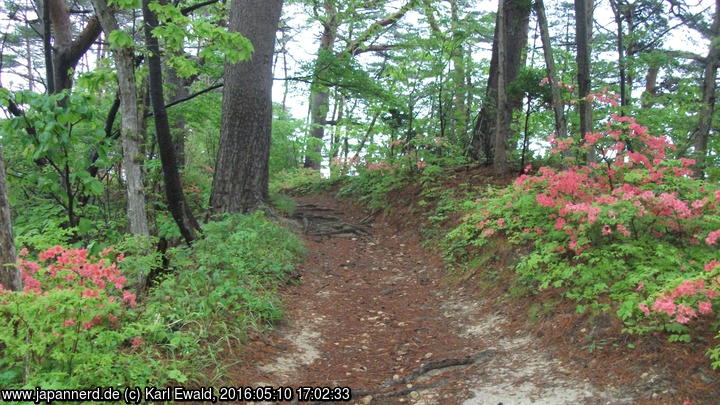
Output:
(0, 247), (174, 387)
(144, 213), (304, 366)
(447, 113), (720, 365)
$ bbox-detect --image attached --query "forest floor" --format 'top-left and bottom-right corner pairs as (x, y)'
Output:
(227, 193), (719, 405)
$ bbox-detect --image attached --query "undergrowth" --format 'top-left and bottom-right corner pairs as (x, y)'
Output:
(0, 213), (304, 387)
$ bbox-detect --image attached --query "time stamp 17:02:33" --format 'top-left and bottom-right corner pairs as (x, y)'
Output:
(148, 386), (353, 402)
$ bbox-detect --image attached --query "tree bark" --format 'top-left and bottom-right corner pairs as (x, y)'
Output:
(42, 0), (55, 94)
(693, 0), (720, 177)
(449, 0), (468, 143)
(470, 0), (531, 162)
(535, 0), (568, 140)
(304, 0), (338, 170)
(47, 0), (102, 93)
(493, 0), (509, 174)
(575, 0), (594, 141)
(165, 67), (191, 170)
(0, 150), (20, 292)
(91, 0), (150, 236)
(142, 0), (199, 243)
(641, 65), (659, 109)
(210, 0), (283, 214)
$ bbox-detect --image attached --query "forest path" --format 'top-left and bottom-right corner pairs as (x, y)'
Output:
(229, 194), (634, 404)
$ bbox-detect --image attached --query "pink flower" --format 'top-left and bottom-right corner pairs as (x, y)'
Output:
(636, 282), (645, 292)
(652, 296), (676, 316)
(82, 315), (102, 330)
(64, 318), (75, 326)
(616, 224), (631, 237)
(584, 132), (602, 145)
(705, 260), (720, 272)
(131, 337), (144, 348)
(681, 158), (696, 167)
(675, 304), (696, 324)
(19, 248), (28, 257)
(123, 291), (137, 307)
(81, 288), (99, 299)
(602, 224), (612, 236)
(705, 230), (720, 245)
(554, 218), (566, 230)
(497, 218), (505, 227)
(698, 301), (713, 315)
(416, 161), (427, 169)
(536, 194), (555, 207)
(638, 303), (650, 315)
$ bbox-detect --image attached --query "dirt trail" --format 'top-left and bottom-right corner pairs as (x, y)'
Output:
(229, 194), (639, 404)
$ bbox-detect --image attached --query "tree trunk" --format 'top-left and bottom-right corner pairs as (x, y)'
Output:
(693, 0), (720, 177)
(91, 0), (150, 236)
(449, 0), (468, 143)
(0, 150), (20, 292)
(641, 65), (659, 109)
(575, 0), (593, 141)
(165, 67), (191, 170)
(47, 0), (102, 93)
(470, 0), (531, 162)
(303, 0), (338, 170)
(493, 0), (509, 174)
(42, 0), (55, 94)
(210, 0), (283, 214)
(535, 0), (568, 140)
(142, 0), (199, 243)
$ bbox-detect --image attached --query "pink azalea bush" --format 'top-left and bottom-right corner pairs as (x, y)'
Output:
(447, 112), (720, 366)
(0, 246), (168, 386)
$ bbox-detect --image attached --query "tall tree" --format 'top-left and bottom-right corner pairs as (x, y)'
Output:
(535, 0), (567, 140)
(693, 0), (720, 177)
(575, 0), (593, 141)
(303, 0), (338, 170)
(493, 0), (508, 174)
(90, 0), (150, 236)
(0, 150), (20, 291)
(303, 0), (416, 170)
(142, 0), (200, 243)
(210, 0), (284, 213)
(470, 0), (531, 162)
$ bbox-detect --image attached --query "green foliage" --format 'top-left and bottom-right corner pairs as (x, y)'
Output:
(446, 114), (720, 364)
(108, 29), (134, 49)
(270, 105), (304, 175)
(143, 213), (304, 378)
(270, 168), (334, 195)
(149, 1), (252, 77)
(0, 249), (178, 388)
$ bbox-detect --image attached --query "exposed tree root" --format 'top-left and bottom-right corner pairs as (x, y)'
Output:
(351, 350), (497, 399)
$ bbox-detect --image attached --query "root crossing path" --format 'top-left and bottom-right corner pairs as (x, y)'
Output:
(230, 195), (633, 405)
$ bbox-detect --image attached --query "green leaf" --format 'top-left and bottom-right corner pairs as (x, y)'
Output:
(108, 30), (134, 49)
(78, 218), (93, 235)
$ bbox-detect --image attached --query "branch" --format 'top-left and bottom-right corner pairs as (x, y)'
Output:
(144, 82), (223, 117)
(663, 49), (707, 64)
(349, 44), (399, 55)
(345, 0), (416, 55)
(67, 16), (102, 66)
(181, 0), (221, 16)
